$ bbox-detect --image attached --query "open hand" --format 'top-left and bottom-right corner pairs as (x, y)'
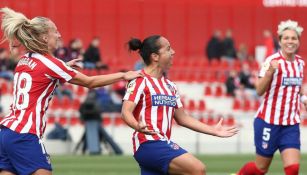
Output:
(66, 57), (83, 70)
(123, 70), (144, 80)
(136, 121), (158, 135)
(213, 118), (238, 138)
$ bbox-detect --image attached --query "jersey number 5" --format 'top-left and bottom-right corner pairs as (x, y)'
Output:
(262, 127), (271, 141)
(13, 72), (32, 110)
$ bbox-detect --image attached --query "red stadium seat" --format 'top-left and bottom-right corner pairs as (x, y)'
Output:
(0, 81), (9, 95)
(243, 99), (252, 111)
(197, 100), (206, 112)
(49, 96), (61, 110)
(253, 100), (261, 111)
(204, 86), (212, 96)
(225, 114), (235, 126)
(58, 116), (68, 125)
(61, 96), (71, 109)
(215, 85), (223, 97)
(47, 115), (56, 124)
(232, 99), (241, 110)
(76, 86), (87, 96)
(187, 99), (196, 112)
(102, 116), (111, 126)
(114, 116), (125, 126)
(72, 99), (81, 110)
(70, 116), (81, 126)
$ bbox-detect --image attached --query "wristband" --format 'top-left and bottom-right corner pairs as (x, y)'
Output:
(300, 95), (307, 103)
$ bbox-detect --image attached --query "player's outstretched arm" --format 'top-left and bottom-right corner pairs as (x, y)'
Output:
(69, 70), (143, 89)
(174, 108), (238, 138)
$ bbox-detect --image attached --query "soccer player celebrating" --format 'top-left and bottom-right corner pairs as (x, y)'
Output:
(237, 20), (305, 175)
(121, 35), (238, 175)
(0, 7), (142, 175)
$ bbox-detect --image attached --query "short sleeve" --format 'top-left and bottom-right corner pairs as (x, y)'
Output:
(174, 85), (183, 109)
(123, 78), (145, 104)
(40, 54), (77, 83)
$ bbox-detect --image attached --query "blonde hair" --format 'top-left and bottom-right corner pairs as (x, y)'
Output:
(1, 7), (50, 54)
(277, 19), (303, 39)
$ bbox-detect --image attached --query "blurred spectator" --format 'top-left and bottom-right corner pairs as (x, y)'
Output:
(238, 63), (258, 100)
(53, 40), (69, 62)
(134, 58), (145, 70)
(83, 37), (108, 70)
(205, 30), (223, 61)
(236, 43), (249, 62)
(0, 48), (14, 81)
(96, 87), (122, 113)
(263, 29), (275, 57)
(78, 90), (122, 155)
(221, 29), (237, 63)
(225, 70), (240, 97)
(54, 84), (73, 100)
(79, 90), (102, 155)
(46, 122), (71, 141)
(112, 79), (126, 99)
(67, 38), (84, 62)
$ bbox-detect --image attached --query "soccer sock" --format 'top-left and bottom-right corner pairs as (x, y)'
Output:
(284, 164), (299, 175)
(237, 162), (266, 175)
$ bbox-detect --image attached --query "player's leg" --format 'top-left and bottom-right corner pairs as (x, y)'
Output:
(237, 154), (272, 175)
(134, 140), (188, 175)
(279, 124), (301, 175)
(168, 153), (205, 175)
(281, 148), (300, 175)
(3, 128), (52, 175)
(32, 169), (52, 175)
(0, 127), (17, 175)
(139, 165), (164, 175)
(0, 171), (16, 175)
(237, 118), (279, 174)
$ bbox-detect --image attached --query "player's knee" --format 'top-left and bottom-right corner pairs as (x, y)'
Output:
(284, 164), (299, 175)
(189, 162), (206, 175)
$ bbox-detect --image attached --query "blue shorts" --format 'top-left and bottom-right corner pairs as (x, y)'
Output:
(0, 126), (52, 175)
(134, 140), (187, 175)
(254, 118), (300, 157)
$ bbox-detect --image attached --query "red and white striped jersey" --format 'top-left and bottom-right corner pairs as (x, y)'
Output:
(0, 52), (76, 137)
(255, 51), (304, 125)
(123, 70), (183, 152)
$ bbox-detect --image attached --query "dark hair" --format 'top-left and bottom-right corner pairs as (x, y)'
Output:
(128, 35), (161, 65)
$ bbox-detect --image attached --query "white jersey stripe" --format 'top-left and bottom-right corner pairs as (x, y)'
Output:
(147, 78), (164, 139)
(35, 81), (54, 136)
(32, 53), (73, 81)
(20, 112), (33, 133)
(256, 52), (303, 125)
(124, 71), (181, 152)
(10, 110), (25, 131)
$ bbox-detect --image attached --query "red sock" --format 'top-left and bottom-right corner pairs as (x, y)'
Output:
(284, 164), (299, 175)
(237, 162), (265, 175)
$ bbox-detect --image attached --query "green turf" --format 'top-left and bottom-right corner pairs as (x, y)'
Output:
(52, 154), (307, 175)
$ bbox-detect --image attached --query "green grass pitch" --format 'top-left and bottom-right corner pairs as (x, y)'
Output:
(52, 154), (307, 175)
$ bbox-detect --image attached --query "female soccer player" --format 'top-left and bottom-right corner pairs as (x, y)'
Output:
(0, 7), (142, 175)
(237, 20), (305, 175)
(121, 35), (238, 175)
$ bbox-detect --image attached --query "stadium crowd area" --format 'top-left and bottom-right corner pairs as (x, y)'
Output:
(1, 34), (307, 130)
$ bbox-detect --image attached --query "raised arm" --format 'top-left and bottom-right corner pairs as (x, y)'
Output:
(174, 108), (238, 138)
(256, 60), (278, 96)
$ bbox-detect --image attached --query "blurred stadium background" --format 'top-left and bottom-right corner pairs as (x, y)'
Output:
(1, 0), (307, 174)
